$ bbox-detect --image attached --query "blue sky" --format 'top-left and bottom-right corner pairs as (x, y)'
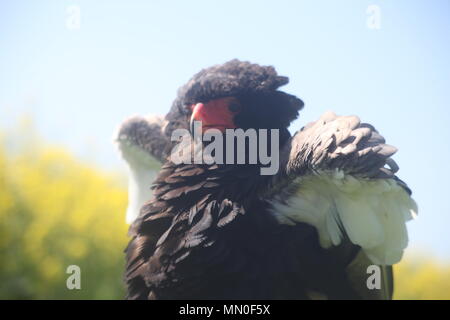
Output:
(1, 0), (449, 259)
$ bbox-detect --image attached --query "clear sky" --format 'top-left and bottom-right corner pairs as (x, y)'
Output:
(1, 1), (449, 259)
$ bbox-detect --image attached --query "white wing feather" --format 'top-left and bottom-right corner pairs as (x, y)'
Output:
(271, 111), (418, 266)
(269, 170), (417, 265)
(114, 115), (167, 224)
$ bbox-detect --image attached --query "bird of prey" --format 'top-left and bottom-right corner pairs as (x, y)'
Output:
(115, 59), (417, 300)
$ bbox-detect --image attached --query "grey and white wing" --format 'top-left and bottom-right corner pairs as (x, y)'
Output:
(114, 115), (169, 224)
(271, 111), (418, 266)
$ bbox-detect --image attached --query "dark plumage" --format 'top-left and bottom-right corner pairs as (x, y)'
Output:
(174, 59), (291, 108)
(126, 161), (359, 299)
(123, 59), (416, 300)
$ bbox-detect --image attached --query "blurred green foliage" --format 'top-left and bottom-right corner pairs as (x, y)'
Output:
(0, 124), (449, 299)
(0, 125), (129, 299)
(394, 255), (450, 299)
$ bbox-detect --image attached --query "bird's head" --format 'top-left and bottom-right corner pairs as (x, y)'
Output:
(165, 59), (304, 145)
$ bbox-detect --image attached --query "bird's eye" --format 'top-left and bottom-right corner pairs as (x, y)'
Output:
(228, 102), (241, 113)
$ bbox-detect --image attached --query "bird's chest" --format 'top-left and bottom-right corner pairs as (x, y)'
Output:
(199, 202), (319, 298)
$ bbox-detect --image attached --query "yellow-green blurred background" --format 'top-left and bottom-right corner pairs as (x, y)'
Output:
(0, 122), (129, 299)
(0, 122), (449, 300)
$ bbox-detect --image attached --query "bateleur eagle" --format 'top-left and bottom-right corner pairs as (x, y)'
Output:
(116, 59), (417, 300)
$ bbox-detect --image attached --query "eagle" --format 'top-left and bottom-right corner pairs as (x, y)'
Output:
(115, 59), (417, 300)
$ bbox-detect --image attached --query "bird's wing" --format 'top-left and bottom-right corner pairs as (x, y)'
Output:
(115, 115), (169, 223)
(269, 111), (417, 298)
